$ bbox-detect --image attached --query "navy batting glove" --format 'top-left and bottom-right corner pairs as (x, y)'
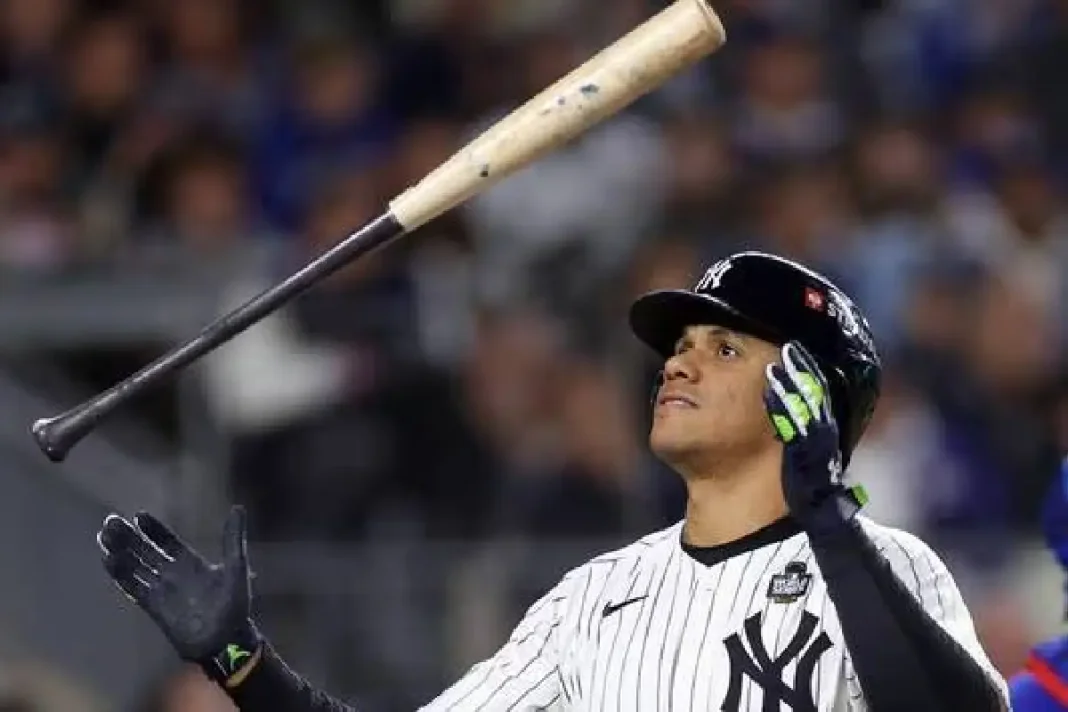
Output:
(97, 505), (262, 685)
(764, 342), (868, 537)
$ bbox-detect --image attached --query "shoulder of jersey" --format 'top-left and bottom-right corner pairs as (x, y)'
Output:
(586, 521), (684, 568)
(855, 515), (942, 560)
(544, 523), (682, 602)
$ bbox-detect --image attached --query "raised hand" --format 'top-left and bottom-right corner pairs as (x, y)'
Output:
(765, 341), (867, 535)
(98, 505), (262, 683)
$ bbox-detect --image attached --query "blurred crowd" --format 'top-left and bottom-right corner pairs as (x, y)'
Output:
(3, 0), (1068, 708)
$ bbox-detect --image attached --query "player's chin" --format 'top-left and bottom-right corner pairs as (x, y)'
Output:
(648, 420), (700, 458)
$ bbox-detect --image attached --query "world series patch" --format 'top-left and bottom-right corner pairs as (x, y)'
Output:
(767, 561), (811, 603)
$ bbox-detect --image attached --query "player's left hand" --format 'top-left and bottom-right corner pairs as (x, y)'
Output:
(97, 506), (262, 685)
(764, 341), (866, 536)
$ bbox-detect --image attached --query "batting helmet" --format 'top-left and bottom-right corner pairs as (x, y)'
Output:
(629, 251), (882, 467)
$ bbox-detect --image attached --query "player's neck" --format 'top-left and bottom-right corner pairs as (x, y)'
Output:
(681, 452), (788, 547)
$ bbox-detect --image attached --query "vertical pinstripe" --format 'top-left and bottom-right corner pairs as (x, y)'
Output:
(686, 560), (726, 709)
(653, 555), (694, 710)
(591, 557), (646, 711)
(418, 516), (1005, 711)
(632, 546), (680, 710)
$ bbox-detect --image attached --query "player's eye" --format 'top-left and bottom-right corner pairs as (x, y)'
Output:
(717, 342), (740, 359)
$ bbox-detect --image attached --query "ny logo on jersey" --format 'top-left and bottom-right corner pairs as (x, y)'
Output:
(722, 611), (832, 712)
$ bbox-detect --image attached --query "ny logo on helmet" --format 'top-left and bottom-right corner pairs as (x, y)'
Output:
(696, 259), (732, 292)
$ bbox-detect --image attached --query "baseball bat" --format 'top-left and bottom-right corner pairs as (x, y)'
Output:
(31, 0), (726, 462)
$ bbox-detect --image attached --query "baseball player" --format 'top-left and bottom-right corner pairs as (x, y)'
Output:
(1010, 456), (1068, 711)
(97, 252), (1010, 710)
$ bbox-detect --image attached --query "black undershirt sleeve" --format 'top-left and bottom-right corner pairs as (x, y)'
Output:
(810, 519), (1004, 711)
(224, 642), (358, 711)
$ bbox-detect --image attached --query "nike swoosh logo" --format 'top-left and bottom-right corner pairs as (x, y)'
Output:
(602, 596), (647, 618)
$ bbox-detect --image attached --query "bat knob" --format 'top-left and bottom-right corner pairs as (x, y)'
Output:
(32, 416), (70, 463)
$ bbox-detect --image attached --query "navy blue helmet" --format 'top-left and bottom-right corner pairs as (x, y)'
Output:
(629, 251), (882, 466)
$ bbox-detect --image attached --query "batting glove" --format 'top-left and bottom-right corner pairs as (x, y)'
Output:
(764, 342), (868, 537)
(97, 505), (262, 685)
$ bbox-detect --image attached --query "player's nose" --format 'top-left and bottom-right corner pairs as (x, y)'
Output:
(662, 352), (698, 384)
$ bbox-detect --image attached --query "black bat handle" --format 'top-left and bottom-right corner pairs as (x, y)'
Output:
(32, 212), (406, 462)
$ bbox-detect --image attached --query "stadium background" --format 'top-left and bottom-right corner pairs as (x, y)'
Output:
(0, 0), (1067, 708)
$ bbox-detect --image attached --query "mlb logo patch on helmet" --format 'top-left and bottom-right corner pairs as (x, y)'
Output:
(804, 288), (825, 311)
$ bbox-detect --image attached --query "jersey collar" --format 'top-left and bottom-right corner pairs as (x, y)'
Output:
(680, 516), (802, 567)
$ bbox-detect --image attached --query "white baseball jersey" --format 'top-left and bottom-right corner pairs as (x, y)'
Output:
(420, 516), (1009, 711)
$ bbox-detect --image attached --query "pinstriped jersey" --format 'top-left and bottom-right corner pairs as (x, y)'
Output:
(419, 516), (1008, 711)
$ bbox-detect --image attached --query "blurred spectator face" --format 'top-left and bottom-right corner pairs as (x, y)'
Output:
(166, 148), (247, 251)
(649, 325), (781, 473)
(1, 0), (70, 59)
(856, 124), (938, 210)
(968, 277), (1058, 393)
(523, 31), (582, 97)
(66, 13), (144, 117)
(745, 38), (823, 110)
(304, 170), (379, 251)
(165, 0), (241, 65)
(296, 42), (377, 126)
(394, 119), (460, 190)
(665, 114), (733, 203)
(559, 361), (638, 484)
(971, 596), (1033, 679)
(465, 310), (567, 446)
(0, 129), (68, 268)
(902, 276), (971, 354)
(0, 130), (61, 205)
(957, 90), (1039, 161)
(628, 238), (699, 298)
(760, 165), (849, 257)
(735, 36), (842, 160)
(996, 164), (1058, 238)
(302, 168), (382, 283)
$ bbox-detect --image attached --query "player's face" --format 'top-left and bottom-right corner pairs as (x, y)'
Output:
(649, 324), (780, 470)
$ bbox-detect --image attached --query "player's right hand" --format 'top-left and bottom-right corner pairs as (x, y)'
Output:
(97, 505), (263, 686)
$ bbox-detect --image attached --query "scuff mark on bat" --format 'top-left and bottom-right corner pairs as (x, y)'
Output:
(580, 84), (600, 96)
(557, 97), (566, 106)
(479, 164), (490, 178)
